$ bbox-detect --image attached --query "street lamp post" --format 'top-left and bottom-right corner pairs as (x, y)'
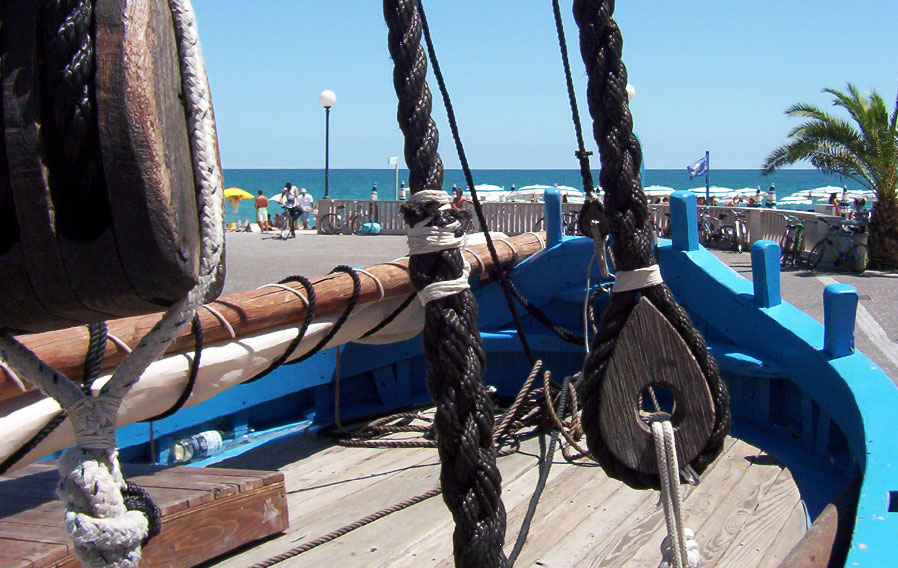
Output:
(319, 90), (336, 198)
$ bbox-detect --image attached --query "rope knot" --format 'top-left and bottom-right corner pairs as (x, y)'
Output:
(57, 448), (150, 567)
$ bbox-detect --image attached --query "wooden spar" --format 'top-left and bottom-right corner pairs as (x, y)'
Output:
(0, 232), (544, 402)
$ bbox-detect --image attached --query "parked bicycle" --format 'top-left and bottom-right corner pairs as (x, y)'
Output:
(807, 218), (868, 273)
(779, 214), (804, 268)
(533, 210), (580, 235)
(318, 205), (374, 235)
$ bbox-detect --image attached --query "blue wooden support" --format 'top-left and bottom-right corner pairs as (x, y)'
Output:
(751, 240), (781, 308)
(544, 188), (563, 248)
(823, 284), (858, 358)
(669, 191), (698, 251)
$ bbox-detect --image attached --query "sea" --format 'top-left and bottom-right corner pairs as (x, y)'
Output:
(221, 168), (864, 226)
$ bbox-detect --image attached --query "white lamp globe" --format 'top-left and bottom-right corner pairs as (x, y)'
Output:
(319, 90), (336, 108)
(626, 83), (635, 101)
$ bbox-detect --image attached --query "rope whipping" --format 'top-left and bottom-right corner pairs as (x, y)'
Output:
(0, 0), (224, 565)
(384, 1), (507, 565)
(572, 0), (730, 489)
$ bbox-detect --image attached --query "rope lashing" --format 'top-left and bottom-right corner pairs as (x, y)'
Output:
(0, 0), (223, 565)
(653, 420), (701, 568)
(612, 265), (664, 293)
(384, 2), (507, 566)
(572, 0), (730, 490)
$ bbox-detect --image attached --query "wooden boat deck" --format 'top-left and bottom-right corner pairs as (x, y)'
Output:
(209, 415), (808, 568)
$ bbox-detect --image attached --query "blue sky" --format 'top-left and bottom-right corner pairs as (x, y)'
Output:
(193, 1), (898, 170)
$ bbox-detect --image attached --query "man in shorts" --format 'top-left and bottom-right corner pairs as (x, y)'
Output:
(254, 189), (269, 232)
(298, 188), (315, 230)
(281, 182), (300, 237)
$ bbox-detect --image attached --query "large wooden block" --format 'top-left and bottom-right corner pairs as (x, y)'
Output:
(0, 462), (288, 567)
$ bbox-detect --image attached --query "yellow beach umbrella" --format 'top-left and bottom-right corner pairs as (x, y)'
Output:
(224, 187), (254, 214)
(223, 187), (254, 200)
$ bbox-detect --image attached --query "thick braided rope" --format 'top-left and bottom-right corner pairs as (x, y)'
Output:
(384, 2), (507, 566)
(40, 0), (110, 240)
(0, 1), (222, 565)
(573, 0), (730, 489)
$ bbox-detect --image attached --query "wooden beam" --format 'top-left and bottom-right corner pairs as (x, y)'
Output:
(0, 232), (543, 402)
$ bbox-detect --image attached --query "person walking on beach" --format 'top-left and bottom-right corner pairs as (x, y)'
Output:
(298, 188), (314, 230)
(254, 190), (270, 232)
(281, 182), (300, 238)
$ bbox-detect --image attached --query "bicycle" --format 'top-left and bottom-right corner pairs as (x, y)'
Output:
(711, 211), (741, 252)
(807, 218), (868, 273)
(778, 214), (804, 268)
(318, 205), (375, 235)
(533, 210), (580, 235)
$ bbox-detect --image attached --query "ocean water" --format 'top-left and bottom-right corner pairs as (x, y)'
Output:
(221, 168), (864, 225)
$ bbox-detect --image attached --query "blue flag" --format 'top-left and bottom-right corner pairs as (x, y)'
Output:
(687, 155), (709, 179)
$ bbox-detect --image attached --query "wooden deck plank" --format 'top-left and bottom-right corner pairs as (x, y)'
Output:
(376, 446), (548, 567)
(718, 467), (807, 567)
(201, 423), (806, 568)
(685, 450), (788, 565)
(619, 437), (757, 567)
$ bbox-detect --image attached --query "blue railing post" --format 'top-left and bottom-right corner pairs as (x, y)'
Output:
(669, 191), (698, 251)
(823, 284), (858, 358)
(545, 188), (563, 248)
(751, 240), (782, 308)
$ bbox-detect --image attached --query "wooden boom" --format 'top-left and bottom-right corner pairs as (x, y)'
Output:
(0, 232), (544, 402)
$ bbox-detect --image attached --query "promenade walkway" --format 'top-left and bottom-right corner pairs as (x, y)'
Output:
(222, 232), (897, 384)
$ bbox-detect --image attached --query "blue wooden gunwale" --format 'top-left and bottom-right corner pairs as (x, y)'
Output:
(112, 190), (898, 565)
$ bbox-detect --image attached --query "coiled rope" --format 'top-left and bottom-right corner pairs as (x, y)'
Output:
(383, 1), (507, 565)
(572, 0), (730, 489)
(0, 1), (223, 565)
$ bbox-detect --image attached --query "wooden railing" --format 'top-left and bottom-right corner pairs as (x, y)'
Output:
(316, 199), (580, 236)
(317, 199), (839, 251)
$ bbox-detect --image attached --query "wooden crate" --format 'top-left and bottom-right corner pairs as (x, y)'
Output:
(0, 461), (288, 567)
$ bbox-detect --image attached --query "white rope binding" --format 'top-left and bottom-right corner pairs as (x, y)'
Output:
(406, 190), (471, 305)
(613, 264), (663, 293)
(0, 1), (223, 565)
(652, 420), (701, 568)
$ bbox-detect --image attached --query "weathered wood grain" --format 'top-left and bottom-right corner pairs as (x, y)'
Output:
(599, 297), (715, 474)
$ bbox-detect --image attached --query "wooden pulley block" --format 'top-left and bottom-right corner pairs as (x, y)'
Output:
(0, 0), (221, 333)
(598, 297), (715, 475)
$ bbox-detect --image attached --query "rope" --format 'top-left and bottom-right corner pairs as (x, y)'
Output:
(653, 421), (700, 568)
(551, 0), (596, 198)
(143, 314), (203, 421)
(384, 2), (507, 565)
(572, 0), (730, 489)
(0, 1), (223, 564)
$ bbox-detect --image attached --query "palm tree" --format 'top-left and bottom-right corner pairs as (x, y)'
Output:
(763, 83), (898, 269)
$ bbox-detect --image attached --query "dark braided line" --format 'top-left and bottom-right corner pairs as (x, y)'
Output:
(80, 321), (106, 394)
(384, 2), (507, 566)
(40, 0), (110, 240)
(551, 0), (595, 197)
(503, 272), (584, 345)
(573, 0), (729, 488)
(360, 292), (415, 338)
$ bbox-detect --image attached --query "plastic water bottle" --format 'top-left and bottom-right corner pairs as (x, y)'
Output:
(170, 430), (224, 464)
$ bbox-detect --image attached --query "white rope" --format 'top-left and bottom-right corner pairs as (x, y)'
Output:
(0, 2), (224, 565)
(652, 420), (701, 568)
(463, 247), (484, 273)
(613, 265), (663, 293)
(257, 283), (310, 307)
(106, 333), (133, 354)
(493, 237), (518, 260)
(354, 268), (385, 301)
(522, 231), (545, 249)
(200, 304), (236, 339)
(406, 190), (471, 304)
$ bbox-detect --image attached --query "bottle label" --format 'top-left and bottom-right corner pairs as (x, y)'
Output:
(195, 430), (223, 457)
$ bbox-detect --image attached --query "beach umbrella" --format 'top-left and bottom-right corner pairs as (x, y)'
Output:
(223, 187), (254, 200)
(224, 187), (254, 214)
